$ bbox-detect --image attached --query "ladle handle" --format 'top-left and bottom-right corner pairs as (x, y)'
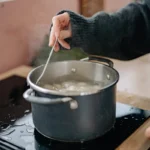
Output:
(23, 89), (78, 109)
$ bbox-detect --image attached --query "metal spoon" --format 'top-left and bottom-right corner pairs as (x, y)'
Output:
(36, 38), (58, 84)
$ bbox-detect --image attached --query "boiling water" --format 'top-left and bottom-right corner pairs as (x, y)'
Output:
(38, 75), (105, 94)
(41, 81), (102, 93)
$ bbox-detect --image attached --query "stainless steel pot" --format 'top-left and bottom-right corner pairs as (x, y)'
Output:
(23, 55), (119, 142)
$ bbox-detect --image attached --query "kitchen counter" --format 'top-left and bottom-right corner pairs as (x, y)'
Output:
(0, 58), (150, 149)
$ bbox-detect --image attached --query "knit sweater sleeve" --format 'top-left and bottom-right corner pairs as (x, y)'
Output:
(56, 0), (150, 60)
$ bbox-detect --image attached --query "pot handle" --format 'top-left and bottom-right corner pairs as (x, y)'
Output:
(23, 89), (78, 109)
(81, 55), (114, 68)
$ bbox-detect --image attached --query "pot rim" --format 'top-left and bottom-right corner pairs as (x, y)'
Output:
(27, 60), (120, 96)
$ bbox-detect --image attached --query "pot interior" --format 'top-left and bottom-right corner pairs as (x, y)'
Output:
(28, 60), (119, 96)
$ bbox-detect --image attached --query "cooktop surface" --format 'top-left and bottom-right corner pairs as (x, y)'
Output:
(0, 75), (150, 150)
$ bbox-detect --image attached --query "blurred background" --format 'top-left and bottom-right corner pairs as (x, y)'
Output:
(0, 0), (149, 98)
(0, 0), (140, 73)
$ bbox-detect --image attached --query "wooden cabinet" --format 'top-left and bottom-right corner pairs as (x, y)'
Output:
(80, 0), (104, 17)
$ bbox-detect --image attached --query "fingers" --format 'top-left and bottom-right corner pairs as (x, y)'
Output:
(49, 29), (71, 51)
(49, 27), (55, 47)
(49, 12), (71, 51)
(59, 24), (72, 39)
(49, 28), (59, 51)
(54, 41), (60, 52)
(52, 12), (69, 38)
(49, 17), (60, 48)
(49, 16), (61, 48)
(52, 16), (61, 38)
(58, 30), (71, 49)
(55, 12), (70, 28)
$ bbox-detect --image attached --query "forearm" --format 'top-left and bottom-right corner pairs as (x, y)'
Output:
(93, 1), (150, 60)
(60, 1), (150, 60)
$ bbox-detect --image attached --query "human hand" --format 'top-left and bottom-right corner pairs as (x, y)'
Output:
(49, 12), (72, 51)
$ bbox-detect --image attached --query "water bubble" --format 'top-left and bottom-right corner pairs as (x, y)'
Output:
(24, 110), (30, 114)
(11, 118), (16, 122)
(25, 120), (34, 128)
(14, 119), (25, 126)
(26, 126), (34, 133)
(124, 117), (128, 120)
(107, 74), (110, 80)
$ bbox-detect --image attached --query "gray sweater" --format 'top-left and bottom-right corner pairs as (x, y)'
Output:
(54, 0), (150, 60)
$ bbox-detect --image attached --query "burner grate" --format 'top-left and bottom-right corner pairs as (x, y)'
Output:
(0, 137), (25, 150)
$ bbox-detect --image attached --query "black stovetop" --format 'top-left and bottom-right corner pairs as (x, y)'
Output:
(0, 75), (150, 150)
